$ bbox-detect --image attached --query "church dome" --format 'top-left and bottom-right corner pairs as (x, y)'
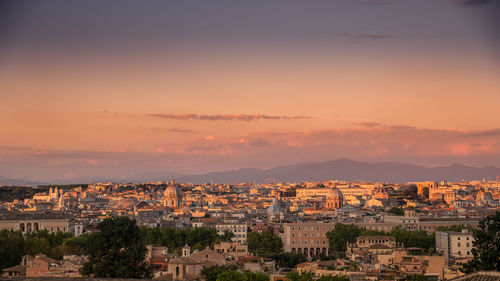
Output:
(164, 184), (178, 198)
(326, 187), (343, 200)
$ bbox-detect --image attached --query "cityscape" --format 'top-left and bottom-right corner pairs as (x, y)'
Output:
(1, 1), (500, 281)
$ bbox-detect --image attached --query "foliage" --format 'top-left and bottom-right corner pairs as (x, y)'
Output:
(0, 230), (24, 270)
(274, 252), (307, 268)
(325, 223), (362, 257)
(217, 270), (269, 281)
(201, 265), (269, 281)
(141, 225), (223, 252)
(201, 265), (239, 281)
(317, 275), (350, 281)
(0, 229), (74, 270)
(0, 186), (49, 202)
(247, 230), (283, 256)
(285, 271), (314, 281)
(220, 230), (235, 242)
(326, 224), (436, 257)
(80, 216), (153, 278)
(401, 185), (418, 200)
(462, 211), (500, 273)
(435, 225), (474, 232)
(388, 207), (404, 216)
(403, 274), (427, 281)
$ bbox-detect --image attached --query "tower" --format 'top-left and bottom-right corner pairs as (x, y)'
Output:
(164, 177), (179, 208)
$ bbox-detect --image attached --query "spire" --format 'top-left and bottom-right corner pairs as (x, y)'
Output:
(170, 176), (175, 186)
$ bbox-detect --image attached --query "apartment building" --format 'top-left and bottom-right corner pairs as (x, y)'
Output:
(283, 221), (336, 257)
(216, 218), (248, 245)
(435, 230), (474, 263)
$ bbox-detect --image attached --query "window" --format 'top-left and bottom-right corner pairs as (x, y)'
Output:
(458, 237), (460, 240)
(458, 251), (461, 255)
(458, 243), (461, 247)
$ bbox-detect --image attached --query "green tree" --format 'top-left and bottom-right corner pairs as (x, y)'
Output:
(404, 274), (426, 281)
(285, 271), (314, 281)
(388, 207), (404, 216)
(247, 231), (283, 256)
(275, 252), (306, 268)
(317, 275), (350, 281)
(201, 265), (239, 281)
(220, 230), (235, 242)
(401, 185), (418, 200)
(325, 224), (362, 257)
(462, 211), (500, 273)
(0, 230), (25, 270)
(80, 217), (152, 278)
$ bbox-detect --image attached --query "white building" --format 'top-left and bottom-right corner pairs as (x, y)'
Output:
(216, 218), (248, 245)
(435, 230), (474, 263)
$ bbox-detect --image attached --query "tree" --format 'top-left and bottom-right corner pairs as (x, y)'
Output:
(220, 230), (235, 242)
(401, 185), (418, 200)
(317, 275), (350, 281)
(275, 252), (306, 268)
(285, 271), (314, 281)
(325, 224), (362, 257)
(462, 211), (500, 273)
(80, 217), (152, 278)
(0, 230), (24, 270)
(247, 231), (283, 256)
(388, 207), (404, 216)
(201, 265), (238, 281)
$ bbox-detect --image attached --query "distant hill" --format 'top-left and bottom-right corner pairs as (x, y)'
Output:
(178, 158), (500, 184)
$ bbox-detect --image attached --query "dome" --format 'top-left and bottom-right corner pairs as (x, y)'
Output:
(267, 199), (282, 213)
(326, 188), (343, 200)
(164, 184), (178, 198)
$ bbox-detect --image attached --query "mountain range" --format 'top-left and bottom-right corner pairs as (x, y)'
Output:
(1, 158), (500, 185)
(177, 158), (500, 184)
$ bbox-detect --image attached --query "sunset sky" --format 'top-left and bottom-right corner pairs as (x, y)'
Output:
(1, 0), (500, 182)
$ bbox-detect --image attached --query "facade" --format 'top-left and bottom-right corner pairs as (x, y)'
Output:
(283, 222), (336, 257)
(0, 212), (75, 235)
(214, 241), (248, 258)
(436, 230), (474, 263)
(216, 218), (248, 244)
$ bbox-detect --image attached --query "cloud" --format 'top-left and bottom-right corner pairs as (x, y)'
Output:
(149, 113), (312, 121)
(453, 0), (491, 6)
(340, 33), (389, 40)
(2, 124), (500, 182)
(141, 126), (196, 134)
(354, 122), (381, 128)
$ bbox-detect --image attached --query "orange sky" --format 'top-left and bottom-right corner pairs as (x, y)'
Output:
(0, 0), (499, 181)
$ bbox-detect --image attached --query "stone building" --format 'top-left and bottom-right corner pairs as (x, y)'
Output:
(0, 212), (75, 235)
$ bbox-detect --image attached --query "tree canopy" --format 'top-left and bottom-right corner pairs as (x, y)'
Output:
(325, 223), (362, 257)
(462, 211), (500, 273)
(247, 230), (283, 256)
(80, 216), (152, 278)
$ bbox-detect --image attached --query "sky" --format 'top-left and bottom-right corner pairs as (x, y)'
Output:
(1, 0), (500, 182)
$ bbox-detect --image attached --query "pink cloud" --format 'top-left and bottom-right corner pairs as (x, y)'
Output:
(149, 113), (312, 121)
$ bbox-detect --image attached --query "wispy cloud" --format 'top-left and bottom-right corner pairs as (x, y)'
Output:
(453, 0), (491, 6)
(149, 113), (312, 121)
(340, 33), (389, 40)
(140, 126), (196, 134)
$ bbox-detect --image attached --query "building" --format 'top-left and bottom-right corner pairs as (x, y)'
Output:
(0, 212), (75, 235)
(214, 241), (248, 258)
(164, 177), (180, 208)
(325, 188), (343, 209)
(283, 222), (336, 257)
(216, 218), (248, 245)
(436, 230), (474, 264)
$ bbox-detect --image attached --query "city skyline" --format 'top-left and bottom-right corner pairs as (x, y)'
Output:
(1, 0), (500, 182)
